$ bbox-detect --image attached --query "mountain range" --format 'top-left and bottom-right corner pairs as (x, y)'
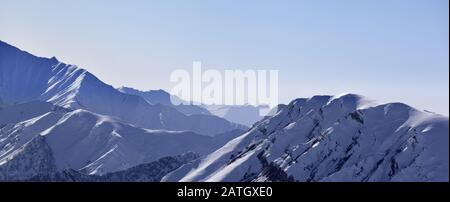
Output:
(0, 40), (448, 182)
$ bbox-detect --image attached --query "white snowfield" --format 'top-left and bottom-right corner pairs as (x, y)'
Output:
(163, 94), (449, 182)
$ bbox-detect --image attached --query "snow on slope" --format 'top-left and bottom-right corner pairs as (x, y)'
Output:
(163, 94), (449, 182)
(0, 100), (69, 124)
(0, 40), (245, 136)
(0, 101), (246, 177)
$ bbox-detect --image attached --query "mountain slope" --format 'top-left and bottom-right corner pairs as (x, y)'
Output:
(27, 152), (199, 182)
(0, 40), (245, 136)
(163, 94), (449, 182)
(0, 101), (245, 177)
(0, 135), (57, 181)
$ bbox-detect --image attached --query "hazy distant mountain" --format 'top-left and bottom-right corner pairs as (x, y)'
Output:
(204, 105), (264, 127)
(118, 87), (264, 127)
(117, 86), (211, 116)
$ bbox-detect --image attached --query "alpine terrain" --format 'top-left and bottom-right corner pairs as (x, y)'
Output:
(163, 94), (449, 182)
(0, 40), (448, 182)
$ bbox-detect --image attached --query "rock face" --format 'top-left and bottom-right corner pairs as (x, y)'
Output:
(27, 152), (199, 182)
(163, 94), (449, 182)
(0, 136), (57, 181)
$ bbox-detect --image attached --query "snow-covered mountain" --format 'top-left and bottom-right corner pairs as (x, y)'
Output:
(0, 40), (245, 136)
(0, 101), (245, 179)
(163, 94), (449, 182)
(1, 40), (447, 182)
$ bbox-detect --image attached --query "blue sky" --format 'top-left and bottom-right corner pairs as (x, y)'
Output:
(0, 0), (448, 115)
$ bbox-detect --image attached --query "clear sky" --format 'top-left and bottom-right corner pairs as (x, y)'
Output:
(0, 0), (448, 115)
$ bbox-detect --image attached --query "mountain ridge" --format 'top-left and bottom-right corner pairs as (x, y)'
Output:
(0, 101), (245, 177)
(162, 94), (449, 182)
(0, 40), (246, 136)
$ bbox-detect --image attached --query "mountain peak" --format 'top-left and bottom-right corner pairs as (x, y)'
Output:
(0, 41), (244, 136)
(50, 56), (58, 62)
(165, 92), (448, 182)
